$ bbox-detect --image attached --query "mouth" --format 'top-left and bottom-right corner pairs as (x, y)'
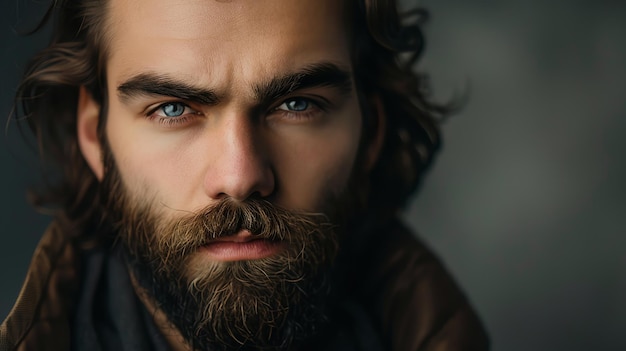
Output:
(211, 229), (262, 243)
(199, 230), (286, 261)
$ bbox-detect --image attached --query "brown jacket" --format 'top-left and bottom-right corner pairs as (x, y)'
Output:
(0, 220), (489, 350)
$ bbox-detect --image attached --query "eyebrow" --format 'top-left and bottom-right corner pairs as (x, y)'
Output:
(253, 62), (353, 104)
(116, 62), (353, 106)
(117, 73), (220, 105)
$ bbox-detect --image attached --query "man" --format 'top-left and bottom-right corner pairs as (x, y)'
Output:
(1, 0), (488, 350)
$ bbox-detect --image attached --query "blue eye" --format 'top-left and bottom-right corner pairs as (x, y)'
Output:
(161, 102), (186, 117)
(147, 102), (201, 128)
(278, 98), (310, 112)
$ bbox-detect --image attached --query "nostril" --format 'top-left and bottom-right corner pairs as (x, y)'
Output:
(215, 192), (229, 200)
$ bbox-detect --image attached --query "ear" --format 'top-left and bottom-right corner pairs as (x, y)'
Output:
(77, 86), (104, 181)
(364, 95), (386, 171)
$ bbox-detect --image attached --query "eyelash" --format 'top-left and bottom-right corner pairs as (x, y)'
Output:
(272, 97), (325, 122)
(145, 97), (326, 128)
(146, 102), (200, 127)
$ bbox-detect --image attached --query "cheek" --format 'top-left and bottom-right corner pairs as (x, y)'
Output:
(105, 106), (203, 208)
(312, 130), (360, 190)
(273, 108), (362, 211)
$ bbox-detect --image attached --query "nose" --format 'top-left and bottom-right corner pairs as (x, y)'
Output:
(204, 114), (275, 201)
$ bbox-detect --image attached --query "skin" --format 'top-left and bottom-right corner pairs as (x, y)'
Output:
(77, 0), (385, 348)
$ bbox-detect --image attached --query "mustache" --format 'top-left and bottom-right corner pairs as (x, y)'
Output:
(152, 197), (332, 249)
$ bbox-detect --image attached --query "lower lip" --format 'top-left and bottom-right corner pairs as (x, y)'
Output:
(199, 239), (285, 261)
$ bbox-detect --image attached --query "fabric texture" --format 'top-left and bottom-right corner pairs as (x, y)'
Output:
(0, 217), (489, 350)
(71, 247), (171, 351)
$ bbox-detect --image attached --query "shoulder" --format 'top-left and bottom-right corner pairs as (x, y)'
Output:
(353, 219), (490, 351)
(0, 222), (78, 351)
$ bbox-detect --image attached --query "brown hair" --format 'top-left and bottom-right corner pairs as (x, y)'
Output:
(12, 0), (445, 237)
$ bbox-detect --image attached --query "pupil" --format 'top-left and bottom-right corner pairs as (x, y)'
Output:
(163, 103), (184, 117)
(287, 99), (308, 111)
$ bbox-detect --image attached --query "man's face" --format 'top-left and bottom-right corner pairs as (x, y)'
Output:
(105, 0), (362, 216)
(86, 0), (371, 349)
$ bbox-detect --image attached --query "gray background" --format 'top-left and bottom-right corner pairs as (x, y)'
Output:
(1, 0), (625, 350)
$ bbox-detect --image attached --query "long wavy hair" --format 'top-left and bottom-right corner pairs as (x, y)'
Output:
(13, 0), (446, 239)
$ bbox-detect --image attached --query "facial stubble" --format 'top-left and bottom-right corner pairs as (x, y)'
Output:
(98, 144), (342, 351)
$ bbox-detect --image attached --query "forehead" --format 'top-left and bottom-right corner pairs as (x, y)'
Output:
(106, 0), (352, 91)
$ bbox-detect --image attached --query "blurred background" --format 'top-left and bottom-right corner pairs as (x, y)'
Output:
(1, 0), (625, 350)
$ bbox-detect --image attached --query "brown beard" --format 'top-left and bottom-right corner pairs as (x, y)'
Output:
(98, 145), (341, 351)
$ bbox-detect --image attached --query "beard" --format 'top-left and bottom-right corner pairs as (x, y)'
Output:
(98, 146), (342, 351)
